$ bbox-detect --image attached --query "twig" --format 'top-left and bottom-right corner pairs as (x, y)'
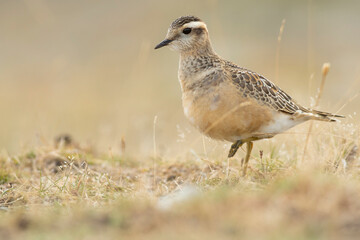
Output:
(302, 63), (330, 163)
(275, 19), (286, 84)
(153, 115), (158, 189)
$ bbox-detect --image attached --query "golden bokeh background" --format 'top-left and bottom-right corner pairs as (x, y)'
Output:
(1, 0), (359, 154)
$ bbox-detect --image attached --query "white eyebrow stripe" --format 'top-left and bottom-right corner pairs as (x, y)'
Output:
(183, 21), (207, 29)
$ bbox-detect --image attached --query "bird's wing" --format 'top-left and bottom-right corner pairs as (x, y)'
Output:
(226, 62), (343, 121)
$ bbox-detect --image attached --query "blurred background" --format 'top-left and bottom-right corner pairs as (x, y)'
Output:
(1, 0), (359, 154)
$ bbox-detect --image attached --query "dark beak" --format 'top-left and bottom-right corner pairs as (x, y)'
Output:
(154, 39), (173, 49)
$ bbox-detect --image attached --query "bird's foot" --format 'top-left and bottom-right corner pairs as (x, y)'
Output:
(228, 140), (243, 158)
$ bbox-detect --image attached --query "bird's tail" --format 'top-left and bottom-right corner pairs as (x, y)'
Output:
(301, 109), (345, 122)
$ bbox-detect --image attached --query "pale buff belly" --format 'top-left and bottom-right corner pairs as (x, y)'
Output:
(182, 86), (274, 142)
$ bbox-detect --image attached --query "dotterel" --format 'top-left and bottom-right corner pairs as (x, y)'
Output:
(155, 16), (343, 175)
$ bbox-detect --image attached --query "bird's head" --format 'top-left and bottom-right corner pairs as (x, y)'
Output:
(155, 16), (212, 54)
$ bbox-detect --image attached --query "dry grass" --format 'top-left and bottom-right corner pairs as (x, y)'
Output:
(0, 121), (359, 239)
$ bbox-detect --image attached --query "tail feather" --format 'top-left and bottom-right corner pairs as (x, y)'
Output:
(295, 108), (345, 122)
(308, 109), (344, 122)
(312, 109), (344, 119)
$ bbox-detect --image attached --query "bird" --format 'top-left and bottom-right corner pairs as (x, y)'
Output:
(154, 16), (344, 175)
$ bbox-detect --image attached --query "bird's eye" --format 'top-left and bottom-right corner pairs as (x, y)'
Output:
(182, 28), (192, 34)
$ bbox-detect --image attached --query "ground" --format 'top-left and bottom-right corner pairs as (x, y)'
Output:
(0, 122), (359, 240)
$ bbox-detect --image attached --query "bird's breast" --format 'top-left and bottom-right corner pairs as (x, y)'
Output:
(181, 81), (274, 142)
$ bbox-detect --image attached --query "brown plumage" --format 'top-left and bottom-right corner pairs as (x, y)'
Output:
(155, 16), (344, 175)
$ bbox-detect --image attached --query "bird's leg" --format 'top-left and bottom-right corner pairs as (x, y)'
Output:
(228, 140), (243, 158)
(242, 142), (253, 176)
